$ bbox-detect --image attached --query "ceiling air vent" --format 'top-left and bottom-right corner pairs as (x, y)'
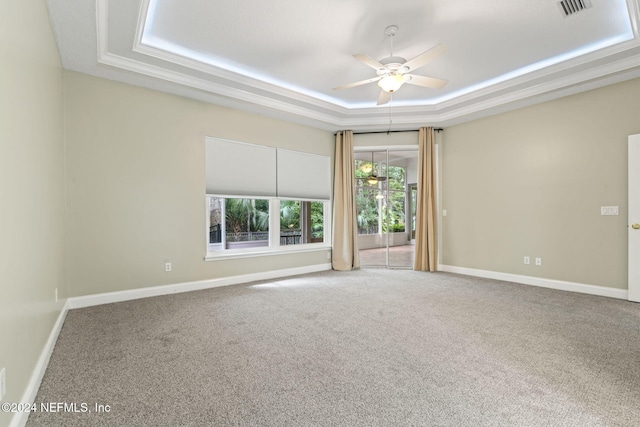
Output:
(557, 0), (593, 17)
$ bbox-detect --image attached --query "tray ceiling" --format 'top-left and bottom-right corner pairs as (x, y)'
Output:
(47, 0), (640, 131)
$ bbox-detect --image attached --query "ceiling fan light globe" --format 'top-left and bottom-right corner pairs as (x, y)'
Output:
(378, 74), (405, 93)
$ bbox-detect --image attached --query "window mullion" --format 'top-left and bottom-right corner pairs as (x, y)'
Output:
(270, 199), (281, 248)
(221, 198), (226, 249)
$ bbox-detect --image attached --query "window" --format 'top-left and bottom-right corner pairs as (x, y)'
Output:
(205, 137), (331, 258)
(208, 197), (327, 255)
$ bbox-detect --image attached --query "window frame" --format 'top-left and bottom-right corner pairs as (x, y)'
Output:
(205, 194), (331, 261)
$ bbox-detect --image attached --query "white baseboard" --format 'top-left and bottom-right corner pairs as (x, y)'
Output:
(68, 263), (332, 309)
(10, 302), (69, 427)
(10, 263), (332, 426)
(438, 264), (628, 300)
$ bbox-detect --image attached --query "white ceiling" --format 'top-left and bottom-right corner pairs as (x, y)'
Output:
(46, 0), (640, 131)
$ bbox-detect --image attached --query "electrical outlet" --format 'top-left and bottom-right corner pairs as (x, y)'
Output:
(442, 209), (447, 217)
(535, 257), (542, 266)
(326, 252), (330, 259)
(524, 256), (530, 265)
(165, 262), (172, 272)
(0, 368), (6, 401)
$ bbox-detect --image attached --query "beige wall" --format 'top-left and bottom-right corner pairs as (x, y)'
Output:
(63, 72), (334, 297)
(354, 131), (419, 147)
(441, 78), (640, 289)
(0, 1), (65, 424)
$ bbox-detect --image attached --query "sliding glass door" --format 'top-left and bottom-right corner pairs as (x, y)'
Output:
(355, 149), (418, 268)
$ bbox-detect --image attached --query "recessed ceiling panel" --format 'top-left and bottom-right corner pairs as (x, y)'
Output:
(141, 0), (634, 106)
(46, 0), (640, 131)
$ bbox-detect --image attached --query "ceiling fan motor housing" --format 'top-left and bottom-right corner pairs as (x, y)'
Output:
(378, 57), (410, 80)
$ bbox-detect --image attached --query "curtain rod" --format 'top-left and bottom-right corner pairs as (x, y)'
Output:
(337, 128), (443, 135)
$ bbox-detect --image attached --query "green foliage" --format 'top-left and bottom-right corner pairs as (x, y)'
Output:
(225, 198), (269, 235)
(280, 200), (324, 238)
(355, 156), (407, 235)
(310, 201), (324, 238)
(356, 188), (379, 233)
(354, 159), (373, 179)
(390, 223), (405, 232)
(280, 200), (300, 230)
(219, 198), (325, 242)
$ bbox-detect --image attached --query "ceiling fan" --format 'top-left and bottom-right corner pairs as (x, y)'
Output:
(334, 25), (448, 105)
(357, 152), (387, 185)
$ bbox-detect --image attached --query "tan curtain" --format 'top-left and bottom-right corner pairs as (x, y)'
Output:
(332, 131), (360, 270)
(413, 127), (438, 271)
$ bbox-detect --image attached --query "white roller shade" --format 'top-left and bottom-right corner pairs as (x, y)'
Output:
(206, 138), (277, 197)
(277, 149), (331, 200)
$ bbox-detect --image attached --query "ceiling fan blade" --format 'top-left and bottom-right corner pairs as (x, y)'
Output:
(333, 76), (381, 91)
(377, 90), (391, 105)
(366, 174), (387, 183)
(404, 74), (448, 89)
(354, 53), (385, 70)
(403, 44), (448, 72)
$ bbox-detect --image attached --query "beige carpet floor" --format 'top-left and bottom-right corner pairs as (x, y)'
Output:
(27, 269), (640, 426)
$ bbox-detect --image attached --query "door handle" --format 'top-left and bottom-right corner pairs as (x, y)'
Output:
(633, 224), (640, 230)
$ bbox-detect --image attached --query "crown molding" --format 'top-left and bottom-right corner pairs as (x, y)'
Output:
(91, 0), (640, 131)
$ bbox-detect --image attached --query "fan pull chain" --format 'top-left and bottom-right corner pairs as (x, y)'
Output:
(387, 99), (393, 134)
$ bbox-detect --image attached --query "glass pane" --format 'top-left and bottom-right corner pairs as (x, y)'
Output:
(387, 164), (406, 189)
(386, 191), (405, 233)
(355, 151), (387, 266)
(411, 185), (417, 240)
(225, 198), (269, 240)
(208, 197), (270, 252)
(355, 158), (373, 179)
(310, 201), (324, 243)
(356, 186), (379, 235)
(280, 200), (301, 245)
(387, 150), (416, 268)
(280, 200), (324, 245)
(209, 197), (224, 252)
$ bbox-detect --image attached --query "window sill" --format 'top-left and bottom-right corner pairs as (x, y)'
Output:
(204, 244), (331, 262)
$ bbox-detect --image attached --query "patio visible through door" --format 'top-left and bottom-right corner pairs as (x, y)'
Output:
(355, 149), (418, 268)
